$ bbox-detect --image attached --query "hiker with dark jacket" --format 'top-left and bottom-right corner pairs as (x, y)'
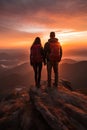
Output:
(30, 37), (45, 88)
(44, 32), (62, 88)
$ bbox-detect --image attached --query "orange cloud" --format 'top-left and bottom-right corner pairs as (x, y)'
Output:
(0, 0), (87, 52)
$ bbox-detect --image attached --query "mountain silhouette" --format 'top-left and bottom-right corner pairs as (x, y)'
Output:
(0, 62), (33, 94)
(61, 58), (77, 64)
(0, 60), (87, 95)
(59, 61), (87, 89)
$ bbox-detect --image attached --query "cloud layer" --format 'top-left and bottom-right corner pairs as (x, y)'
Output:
(0, 0), (87, 16)
(0, 0), (87, 48)
(0, 0), (87, 30)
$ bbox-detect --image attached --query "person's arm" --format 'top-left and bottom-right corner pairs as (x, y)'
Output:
(59, 45), (62, 62)
(41, 47), (46, 65)
(44, 42), (49, 64)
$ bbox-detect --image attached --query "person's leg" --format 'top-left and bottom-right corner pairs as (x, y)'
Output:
(33, 64), (38, 86)
(47, 61), (52, 87)
(38, 63), (42, 87)
(53, 62), (58, 87)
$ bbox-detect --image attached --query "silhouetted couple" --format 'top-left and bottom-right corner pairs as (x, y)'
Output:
(30, 32), (62, 88)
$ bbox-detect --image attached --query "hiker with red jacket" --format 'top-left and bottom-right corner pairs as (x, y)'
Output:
(44, 32), (62, 88)
(30, 37), (45, 88)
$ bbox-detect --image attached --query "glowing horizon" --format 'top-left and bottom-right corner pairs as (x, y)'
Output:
(0, 0), (87, 59)
(0, 30), (87, 49)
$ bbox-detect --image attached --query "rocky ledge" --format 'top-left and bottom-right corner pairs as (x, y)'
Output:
(30, 85), (87, 130)
(0, 84), (87, 130)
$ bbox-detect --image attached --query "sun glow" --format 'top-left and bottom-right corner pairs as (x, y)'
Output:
(56, 30), (87, 45)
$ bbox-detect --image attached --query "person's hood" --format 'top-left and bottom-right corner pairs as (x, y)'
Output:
(48, 38), (58, 43)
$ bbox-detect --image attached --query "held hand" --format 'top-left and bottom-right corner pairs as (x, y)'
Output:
(43, 59), (47, 65)
(44, 62), (47, 66)
(43, 60), (47, 65)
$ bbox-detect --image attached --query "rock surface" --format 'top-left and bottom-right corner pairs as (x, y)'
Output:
(0, 84), (87, 130)
(30, 86), (87, 130)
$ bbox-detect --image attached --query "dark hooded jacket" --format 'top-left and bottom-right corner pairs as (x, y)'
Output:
(44, 38), (62, 62)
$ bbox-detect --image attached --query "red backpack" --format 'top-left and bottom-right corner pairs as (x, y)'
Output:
(30, 44), (43, 63)
(49, 41), (60, 62)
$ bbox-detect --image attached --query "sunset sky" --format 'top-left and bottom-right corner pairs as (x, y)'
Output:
(0, 0), (87, 59)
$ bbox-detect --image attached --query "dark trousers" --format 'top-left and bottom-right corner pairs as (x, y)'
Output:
(33, 63), (42, 87)
(47, 61), (58, 87)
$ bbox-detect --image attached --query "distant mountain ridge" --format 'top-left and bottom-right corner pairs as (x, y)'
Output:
(61, 58), (77, 64)
(0, 60), (87, 94)
(59, 60), (87, 89)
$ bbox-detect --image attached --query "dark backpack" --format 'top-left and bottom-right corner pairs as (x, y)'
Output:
(49, 41), (60, 62)
(30, 44), (43, 63)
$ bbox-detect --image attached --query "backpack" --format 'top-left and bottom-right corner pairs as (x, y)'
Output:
(30, 44), (43, 63)
(49, 41), (60, 62)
